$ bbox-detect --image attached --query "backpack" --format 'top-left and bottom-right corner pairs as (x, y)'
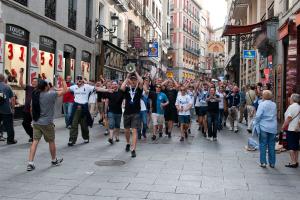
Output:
(31, 89), (41, 121)
(0, 89), (6, 105)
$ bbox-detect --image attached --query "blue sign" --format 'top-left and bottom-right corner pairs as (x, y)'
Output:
(148, 42), (158, 57)
(243, 50), (256, 59)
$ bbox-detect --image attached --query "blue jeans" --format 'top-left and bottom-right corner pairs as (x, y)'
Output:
(63, 102), (73, 126)
(259, 131), (276, 166)
(207, 112), (219, 138)
(218, 109), (224, 129)
(108, 112), (122, 129)
(138, 111), (148, 136)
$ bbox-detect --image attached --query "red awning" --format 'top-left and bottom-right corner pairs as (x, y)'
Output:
(222, 21), (266, 37)
(296, 12), (300, 27)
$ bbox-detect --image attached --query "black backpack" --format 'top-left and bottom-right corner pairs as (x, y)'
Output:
(31, 89), (41, 121)
(0, 89), (6, 105)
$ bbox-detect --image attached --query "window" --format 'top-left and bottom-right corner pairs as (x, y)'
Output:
(152, 2), (155, 15)
(201, 47), (205, 56)
(85, 0), (92, 37)
(286, 0), (289, 11)
(13, 0), (27, 6)
(45, 0), (56, 20)
(68, 0), (77, 30)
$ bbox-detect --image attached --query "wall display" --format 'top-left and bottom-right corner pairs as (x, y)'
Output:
(30, 67), (39, 85)
(0, 33), (4, 63)
(30, 42), (39, 68)
(81, 51), (91, 81)
(56, 50), (65, 88)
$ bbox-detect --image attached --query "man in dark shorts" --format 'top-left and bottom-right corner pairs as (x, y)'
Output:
(162, 78), (179, 137)
(120, 71), (144, 157)
(19, 68), (38, 142)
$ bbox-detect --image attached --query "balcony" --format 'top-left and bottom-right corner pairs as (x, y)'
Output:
(112, 0), (129, 12)
(184, 46), (200, 56)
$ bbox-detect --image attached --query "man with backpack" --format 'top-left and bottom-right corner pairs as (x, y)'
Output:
(0, 74), (16, 145)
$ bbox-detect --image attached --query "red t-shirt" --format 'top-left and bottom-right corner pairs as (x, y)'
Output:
(63, 82), (75, 103)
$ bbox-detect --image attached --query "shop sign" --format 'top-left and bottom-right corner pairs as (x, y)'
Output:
(0, 33), (4, 63)
(39, 36), (56, 53)
(6, 24), (29, 46)
(148, 42), (158, 57)
(104, 46), (125, 70)
(30, 42), (39, 68)
(243, 50), (256, 59)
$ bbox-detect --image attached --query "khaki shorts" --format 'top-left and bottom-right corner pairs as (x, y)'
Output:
(97, 102), (105, 113)
(33, 124), (55, 143)
(151, 113), (164, 126)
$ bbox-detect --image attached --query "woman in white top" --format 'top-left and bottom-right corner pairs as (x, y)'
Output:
(282, 93), (300, 168)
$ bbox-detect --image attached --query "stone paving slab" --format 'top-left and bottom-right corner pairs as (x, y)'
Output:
(0, 118), (300, 200)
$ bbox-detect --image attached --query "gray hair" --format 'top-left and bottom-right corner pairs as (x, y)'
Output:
(291, 93), (300, 104)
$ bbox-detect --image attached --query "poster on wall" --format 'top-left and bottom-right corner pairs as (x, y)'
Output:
(39, 51), (55, 83)
(70, 58), (75, 79)
(30, 42), (39, 68)
(81, 61), (90, 82)
(30, 67), (39, 85)
(56, 50), (65, 88)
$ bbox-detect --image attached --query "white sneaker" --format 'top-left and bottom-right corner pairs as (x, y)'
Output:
(213, 137), (217, 141)
(229, 127), (233, 131)
(210, 137), (214, 141)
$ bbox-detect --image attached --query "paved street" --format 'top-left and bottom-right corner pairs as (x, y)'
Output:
(1, 119), (300, 200)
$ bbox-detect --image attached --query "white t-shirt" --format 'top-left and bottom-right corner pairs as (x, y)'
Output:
(187, 90), (195, 108)
(70, 84), (95, 104)
(285, 102), (300, 131)
(140, 91), (147, 111)
(88, 91), (97, 104)
(175, 93), (193, 116)
(217, 91), (224, 109)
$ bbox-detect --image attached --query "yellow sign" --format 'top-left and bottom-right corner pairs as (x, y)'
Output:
(166, 71), (173, 78)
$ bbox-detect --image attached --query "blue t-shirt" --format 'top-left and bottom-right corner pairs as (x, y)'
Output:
(156, 92), (168, 115)
(0, 82), (13, 114)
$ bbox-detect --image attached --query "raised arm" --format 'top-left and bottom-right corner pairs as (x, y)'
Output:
(134, 71), (144, 89)
(121, 74), (130, 92)
(19, 68), (26, 89)
(57, 77), (67, 97)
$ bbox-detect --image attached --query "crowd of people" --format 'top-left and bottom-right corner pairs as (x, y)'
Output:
(0, 70), (299, 172)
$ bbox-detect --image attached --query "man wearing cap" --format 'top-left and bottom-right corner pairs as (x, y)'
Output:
(120, 71), (144, 157)
(67, 75), (112, 146)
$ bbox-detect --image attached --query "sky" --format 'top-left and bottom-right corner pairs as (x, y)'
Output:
(199, 0), (228, 29)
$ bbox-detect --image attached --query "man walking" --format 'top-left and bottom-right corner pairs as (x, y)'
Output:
(120, 72), (144, 157)
(0, 74), (17, 144)
(62, 75), (74, 128)
(27, 78), (67, 171)
(227, 86), (240, 133)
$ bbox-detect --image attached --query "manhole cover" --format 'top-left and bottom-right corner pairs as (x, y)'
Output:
(95, 160), (125, 166)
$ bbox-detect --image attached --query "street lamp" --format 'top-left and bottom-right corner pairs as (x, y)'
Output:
(95, 13), (119, 35)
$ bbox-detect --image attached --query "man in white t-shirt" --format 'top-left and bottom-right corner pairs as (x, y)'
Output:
(68, 75), (111, 146)
(176, 85), (193, 142)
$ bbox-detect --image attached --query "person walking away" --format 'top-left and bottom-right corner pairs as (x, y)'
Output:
(245, 85), (257, 133)
(103, 81), (124, 144)
(19, 68), (38, 142)
(206, 87), (220, 141)
(253, 90), (277, 168)
(217, 85), (225, 130)
(149, 84), (169, 140)
(162, 78), (179, 138)
(0, 74), (16, 144)
(62, 75), (74, 128)
(227, 86), (240, 132)
(67, 75), (111, 146)
(282, 93), (300, 168)
(239, 86), (246, 124)
(27, 78), (67, 171)
(88, 80), (98, 123)
(120, 72), (144, 157)
(176, 86), (193, 142)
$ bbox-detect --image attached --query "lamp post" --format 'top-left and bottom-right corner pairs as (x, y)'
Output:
(95, 13), (119, 78)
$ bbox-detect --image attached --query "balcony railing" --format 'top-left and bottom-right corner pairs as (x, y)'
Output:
(184, 46), (200, 56)
(85, 18), (92, 38)
(68, 9), (77, 30)
(112, 0), (129, 12)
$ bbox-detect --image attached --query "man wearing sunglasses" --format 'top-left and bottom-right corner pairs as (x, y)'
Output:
(67, 75), (112, 146)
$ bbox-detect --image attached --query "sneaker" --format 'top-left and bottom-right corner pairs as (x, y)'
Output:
(104, 130), (109, 136)
(210, 137), (214, 142)
(0, 134), (5, 141)
(125, 144), (130, 152)
(247, 129), (252, 133)
(115, 138), (120, 142)
(223, 122), (226, 127)
(67, 125), (72, 129)
(26, 163), (35, 171)
(167, 132), (171, 138)
(28, 138), (33, 143)
(234, 129), (238, 133)
(51, 158), (63, 166)
(131, 150), (136, 158)
(159, 132), (163, 138)
(142, 133), (147, 139)
(184, 131), (188, 138)
(68, 141), (75, 146)
(151, 135), (156, 141)
(188, 129), (191, 134)
(108, 138), (113, 144)
(269, 164), (275, 168)
(84, 139), (89, 143)
(213, 137), (217, 141)
(260, 163), (267, 168)
(7, 139), (17, 145)
(180, 137), (184, 142)
(206, 136), (211, 140)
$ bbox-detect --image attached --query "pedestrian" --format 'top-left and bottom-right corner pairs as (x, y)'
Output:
(88, 80), (98, 122)
(149, 84), (169, 140)
(253, 90), (277, 168)
(104, 81), (124, 144)
(282, 93), (300, 168)
(162, 78), (179, 138)
(67, 75), (111, 146)
(97, 76), (106, 127)
(239, 85), (246, 124)
(206, 87), (220, 141)
(227, 86), (240, 132)
(138, 76), (150, 139)
(217, 85), (225, 130)
(196, 82), (209, 137)
(0, 74), (17, 145)
(19, 68), (37, 142)
(120, 72), (144, 157)
(245, 84), (257, 133)
(62, 75), (74, 128)
(176, 85), (193, 142)
(27, 78), (67, 171)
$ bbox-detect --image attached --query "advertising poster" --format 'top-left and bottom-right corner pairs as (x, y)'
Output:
(30, 42), (39, 68)
(81, 61), (90, 82)
(70, 58), (75, 79)
(30, 67), (39, 85)
(56, 50), (65, 88)
(39, 51), (55, 84)
(148, 42), (159, 57)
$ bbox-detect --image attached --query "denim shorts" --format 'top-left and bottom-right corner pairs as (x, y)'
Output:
(178, 115), (190, 124)
(108, 112), (122, 129)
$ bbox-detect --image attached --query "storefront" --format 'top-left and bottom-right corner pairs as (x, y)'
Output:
(81, 51), (91, 81)
(39, 36), (56, 84)
(64, 44), (76, 81)
(102, 41), (126, 80)
(4, 24), (29, 118)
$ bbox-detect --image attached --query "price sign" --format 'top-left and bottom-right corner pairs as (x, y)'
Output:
(56, 50), (64, 72)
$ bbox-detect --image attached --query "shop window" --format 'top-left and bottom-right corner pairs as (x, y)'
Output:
(81, 51), (91, 81)
(85, 0), (92, 37)
(68, 0), (77, 30)
(13, 0), (27, 6)
(45, 0), (56, 20)
(39, 36), (56, 84)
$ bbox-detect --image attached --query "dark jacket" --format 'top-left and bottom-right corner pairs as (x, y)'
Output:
(68, 102), (93, 127)
(227, 93), (240, 108)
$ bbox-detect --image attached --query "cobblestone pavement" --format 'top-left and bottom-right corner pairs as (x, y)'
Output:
(0, 118), (300, 200)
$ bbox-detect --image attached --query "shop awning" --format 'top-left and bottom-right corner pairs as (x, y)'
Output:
(222, 21), (266, 37)
(296, 10), (300, 27)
